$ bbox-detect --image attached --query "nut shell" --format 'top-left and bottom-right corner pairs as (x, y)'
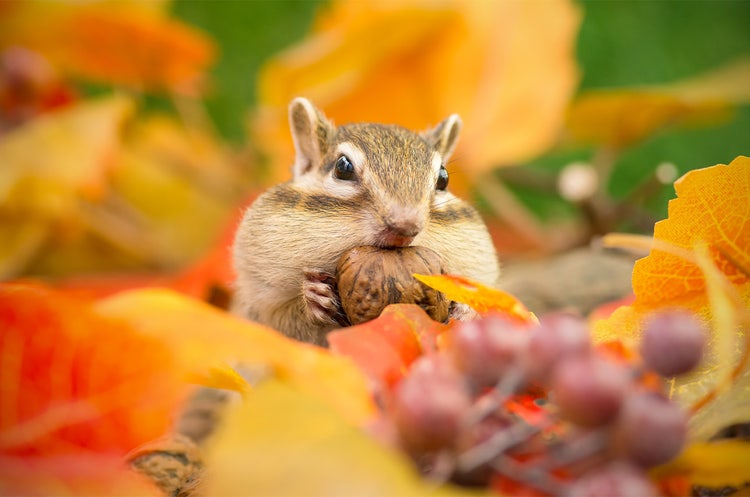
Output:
(336, 245), (450, 325)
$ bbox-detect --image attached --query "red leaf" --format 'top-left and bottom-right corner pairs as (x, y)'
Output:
(328, 304), (449, 389)
(0, 283), (187, 457)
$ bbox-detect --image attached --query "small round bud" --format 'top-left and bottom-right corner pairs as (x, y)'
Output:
(393, 354), (471, 452)
(525, 312), (591, 383)
(552, 356), (629, 427)
(449, 315), (529, 388)
(613, 392), (687, 467)
(640, 310), (706, 376)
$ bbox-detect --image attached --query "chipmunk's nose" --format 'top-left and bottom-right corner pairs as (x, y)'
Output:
(380, 206), (424, 247)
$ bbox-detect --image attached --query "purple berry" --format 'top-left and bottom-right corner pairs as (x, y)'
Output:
(640, 310), (706, 377)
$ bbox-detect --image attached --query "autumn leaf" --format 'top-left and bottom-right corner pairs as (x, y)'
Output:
(0, 282), (185, 495)
(634, 157), (750, 304)
(0, 1), (215, 94)
(566, 58), (750, 148)
(594, 156), (750, 440)
(414, 273), (538, 324)
(204, 379), (482, 497)
(251, 0), (580, 188)
(0, 454), (158, 496)
(0, 95), (133, 278)
(653, 440), (750, 488)
(0, 92), (246, 279)
(108, 114), (242, 269)
(328, 304), (449, 389)
(94, 288), (376, 425)
(0, 95), (133, 206)
(0, 283), (187, 455)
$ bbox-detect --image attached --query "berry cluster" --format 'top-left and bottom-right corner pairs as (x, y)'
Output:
(381, 310), (706, 496)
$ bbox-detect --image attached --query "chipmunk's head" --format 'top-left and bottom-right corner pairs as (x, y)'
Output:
(288, 97), (462, 248)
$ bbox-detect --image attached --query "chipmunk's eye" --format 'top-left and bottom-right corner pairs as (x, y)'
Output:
(333, 155), (355, 181)
(436, 165), (449, 191)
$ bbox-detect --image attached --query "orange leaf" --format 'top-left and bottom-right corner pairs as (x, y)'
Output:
(0, 283), (187, 457)
(594, 157), (750, 441)
(0, 282), (186, 495)
(327, 304), (449, 389)
(94, 288), (376, 426)
(634, 156), (750, 306)
(0, 454), (158, 496)
(252, 0), (580, 189)
(414, 273), (538, 324)
(0, 2), (215, 94)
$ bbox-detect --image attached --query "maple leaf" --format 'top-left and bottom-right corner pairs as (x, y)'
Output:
(251, 0), (580, 189)
(594, 156), (750, 442)
(0, 282), (186, 495)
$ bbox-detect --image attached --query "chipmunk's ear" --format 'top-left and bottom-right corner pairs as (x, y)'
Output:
(424, 114), (462, 160)
(289, 97), (334, 178)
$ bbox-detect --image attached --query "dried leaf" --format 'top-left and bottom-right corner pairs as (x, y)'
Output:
(328, 304), (449, 389)
(205, 379), (482, 497)
(252, 0), (580, 188)
(94, 289), (376, 425)
(414, 273), (538, 324)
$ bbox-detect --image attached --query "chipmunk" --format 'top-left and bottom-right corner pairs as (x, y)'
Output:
(232, 98), (501, 346)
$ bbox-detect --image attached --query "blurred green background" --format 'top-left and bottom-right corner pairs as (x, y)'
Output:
(173, 0), (750, 221)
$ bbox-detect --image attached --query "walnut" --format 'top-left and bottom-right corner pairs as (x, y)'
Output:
(336, 245), (450, 325)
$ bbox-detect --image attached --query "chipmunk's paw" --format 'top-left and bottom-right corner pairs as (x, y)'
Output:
(302, 269), (345, 325)
(449, 301), (480, 322)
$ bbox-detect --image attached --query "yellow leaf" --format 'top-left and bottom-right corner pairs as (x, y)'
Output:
(205, 379), (485, 497)
(594, 157), (750, 440)
(109, 115), (240, 268)
(414, 273), (537, 324)
(653, 440), (750, 488)
(93, 289), (376, 426)
(186, 363), (251, 396)
(566, 91), (730, 149)
(251, 0), (580, 188)
(566, 58), (750, 148)
(0, 95), (134, 208)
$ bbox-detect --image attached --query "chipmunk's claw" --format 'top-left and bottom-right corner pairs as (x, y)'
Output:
(302, 269), (345, 325)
